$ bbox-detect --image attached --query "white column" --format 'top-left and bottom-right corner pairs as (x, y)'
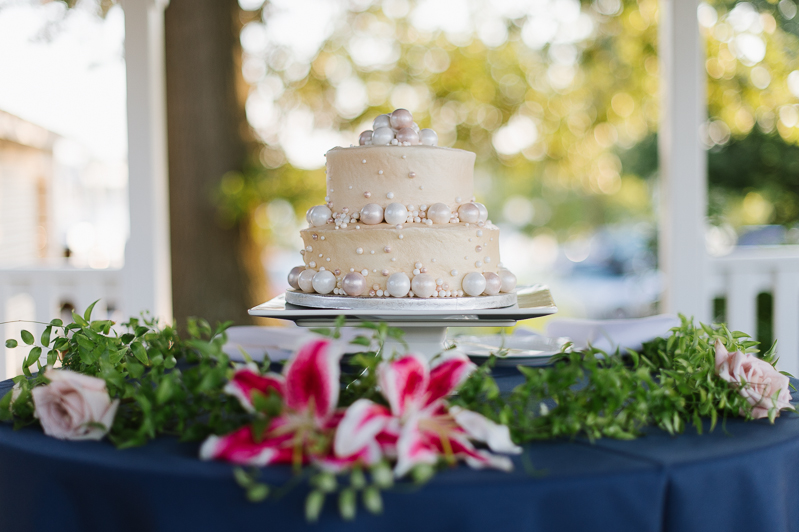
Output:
(658, 0), (710, 322)
(120, 0), (172, 322)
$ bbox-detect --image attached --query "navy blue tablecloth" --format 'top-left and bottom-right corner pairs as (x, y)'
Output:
(0, 373), (797, 532)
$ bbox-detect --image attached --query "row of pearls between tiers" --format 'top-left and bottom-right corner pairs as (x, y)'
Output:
(306, 201), (489, 227)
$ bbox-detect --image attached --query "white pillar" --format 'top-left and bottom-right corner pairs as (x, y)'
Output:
(658, 0), (710, 322)
(120, 0), (172, 322)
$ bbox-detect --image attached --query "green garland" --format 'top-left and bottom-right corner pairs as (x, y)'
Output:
(0, 306), (792, 521)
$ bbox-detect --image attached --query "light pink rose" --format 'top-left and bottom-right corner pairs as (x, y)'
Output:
(714, 339), (793, 419)
(31, 368), (119, 440)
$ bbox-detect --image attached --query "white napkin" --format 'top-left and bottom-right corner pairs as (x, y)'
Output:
(223, 325), (369, 362)
(545, 314), (680, 352)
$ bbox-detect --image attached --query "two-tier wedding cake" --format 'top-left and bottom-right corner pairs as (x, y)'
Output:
(286, 109), (517, 302)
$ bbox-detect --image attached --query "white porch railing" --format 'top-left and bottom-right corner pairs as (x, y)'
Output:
(708, 246), (799, 376)
(0, 268), (122, 380)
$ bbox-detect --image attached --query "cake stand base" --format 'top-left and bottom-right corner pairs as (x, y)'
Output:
(249, 285), (557, 359)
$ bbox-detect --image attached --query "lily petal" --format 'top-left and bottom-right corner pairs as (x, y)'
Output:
(449, 406), (522, 455)
(283, 338), (343, 422)
(394, 420), (439, 478)
(334, 399), (392, 459)
(224, 367), (285, 412)
(425, 351), (476, 406)
(379, 355), (429, 417)
(199, 421), (295, 466)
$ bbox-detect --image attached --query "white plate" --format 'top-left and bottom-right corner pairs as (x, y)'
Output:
(454, 331), (568, 367)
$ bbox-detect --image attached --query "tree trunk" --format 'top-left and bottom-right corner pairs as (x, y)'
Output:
(164, 0), (266, 327)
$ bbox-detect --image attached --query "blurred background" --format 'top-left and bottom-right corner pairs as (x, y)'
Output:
(0, 0), (798, 375)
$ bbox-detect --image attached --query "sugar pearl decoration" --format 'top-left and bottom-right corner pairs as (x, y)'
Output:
(483, 272), (502, 296)
(419, 128), (438, 146)
(364, 191), (371, 198)
(360, 203), (384, 225)
(387, 272), (411, 297)
(408, 172), (416, 178)
(358, 130), (373, 145)
(427, 203), (452, 224)
(396, 127), (420, 145)
(411, 273), (436, 298)
(458, 203), (480, 224)
(312, 270), (336, 295)
(356, 247), (364, 255)
(287, 266), (304, 290)
(390, 108), (413, 130)
(384, 203), (408, 225)
(499, 269), (517, 293)
(298, 269), (316, 293)
(342, 272), (367, 296)
(474, 202), (489, 223)
(308, 205), (332, 227)
(373, 114), (391, 130)
(450, 269), (458, 276)
(372, 127), (394, 145)
(462, 272), (487, 297)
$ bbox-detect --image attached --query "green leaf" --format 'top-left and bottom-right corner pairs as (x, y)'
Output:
(126, 360), (145, 379)
(350, 468), (366, 489)
(71, 310), (87, 327)
(20, 330), (34, 346)
(46, 350), (58, 366)
(311, 471), (337, 493)
(131, 342), (149, 365)
(338, 488), (357, 521)
(49, 318), (63, 327)
(362, 487), (383, 515)
(156, 378), (174, 404)
(246, 483), (269, 502)
(5, 340), (17, 349)
(40, 326), (52, 347)
(25, 347), (42, 367)
(84, 300), (99, 322)
(305, 490), (325, 523)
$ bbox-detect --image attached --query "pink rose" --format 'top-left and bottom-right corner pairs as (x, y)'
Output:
(714, 339), (793, 419)
(32, 368), (119, 440)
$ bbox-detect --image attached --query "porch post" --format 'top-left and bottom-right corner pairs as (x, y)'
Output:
(658, 0), (710, 322)
(120, 0), (172, 322)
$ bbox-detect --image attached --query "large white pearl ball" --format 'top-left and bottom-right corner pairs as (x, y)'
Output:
(390, 109), (413, 130)
(427, 203), (452, 224)
(387, 272), (411, 297)
(396, 127), (419, 145)
(419, 128), (438, 146)
(462, 272), (487, 297)
(360, 203), (384, 225)
(483, 272), (501, 296)
(411, 273), (436, 298)
(458, 203), (480, 223)
(411, 122), (421, 133)
(309, 205), (332, 227)
(499, 269), (517, 293)
(474, 202), (488, 223)
(358, 130), (373, 145)
(312, 270), (336, 295)
(373, 114), (391, 130)
(287, 265), (304, 290)
(298, 269), (316, 293)
(372, 126), (394, 145)
(384, 203), (408, 225)
(342, 272), (367, 296)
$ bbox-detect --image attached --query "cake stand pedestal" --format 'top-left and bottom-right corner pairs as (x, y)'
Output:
(249, 285), (558, 358)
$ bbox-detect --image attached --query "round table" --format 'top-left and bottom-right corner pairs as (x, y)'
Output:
(1, 372), (798, 532)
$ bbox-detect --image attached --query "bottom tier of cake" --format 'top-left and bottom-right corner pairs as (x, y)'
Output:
(293, 223), (516, 298)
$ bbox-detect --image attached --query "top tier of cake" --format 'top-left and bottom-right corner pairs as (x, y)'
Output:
(324, 145), (475, 215)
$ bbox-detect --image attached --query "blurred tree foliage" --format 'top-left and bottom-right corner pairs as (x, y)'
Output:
(216, 0), (799, 252)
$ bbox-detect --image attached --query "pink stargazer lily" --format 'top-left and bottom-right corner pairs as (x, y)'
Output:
(335, 352), (522, 477)
(200, 338), (377, 468)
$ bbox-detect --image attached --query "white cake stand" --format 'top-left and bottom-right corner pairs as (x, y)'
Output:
(249, 285), (557, 358)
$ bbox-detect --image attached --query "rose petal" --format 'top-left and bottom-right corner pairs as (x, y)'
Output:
(44, 368), (108, 393)
(334, 399), (392, 458)
(224, 367), (285, 412)
(199, 421), (295, 466)
(425, 351), (476, 407)
(283, 338), (343, 422)
(379, 355), (429, 417)
(714, 339), (729, 369)
(449, 406), (522, 455)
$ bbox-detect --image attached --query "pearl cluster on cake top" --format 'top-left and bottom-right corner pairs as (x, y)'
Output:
(358, 109), (438, 147)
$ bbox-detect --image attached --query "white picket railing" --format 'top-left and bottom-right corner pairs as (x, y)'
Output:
(0, 268), (122, 380)
(708, 245), (799, 376)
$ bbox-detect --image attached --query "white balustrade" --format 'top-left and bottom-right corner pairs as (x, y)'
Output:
(709, 246), (799, 376)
